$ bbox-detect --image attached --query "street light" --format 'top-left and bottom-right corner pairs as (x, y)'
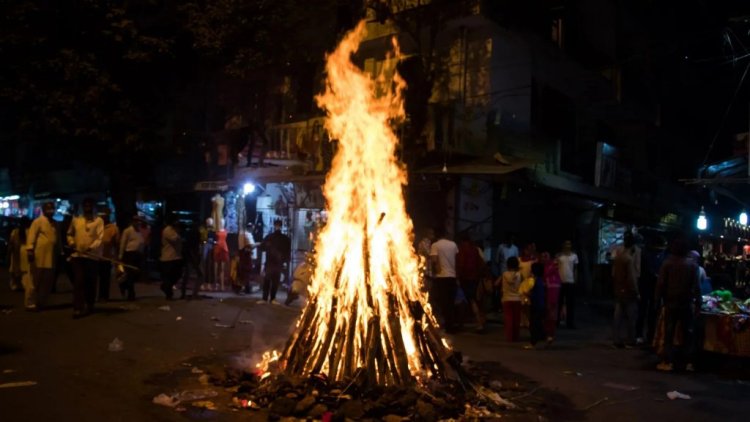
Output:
(740, 212), (748, 226)
(697, 206), (708, 231)
(243, 182), (256, 196)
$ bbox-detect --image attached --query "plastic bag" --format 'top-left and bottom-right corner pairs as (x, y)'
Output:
(108, 338), (124, 352)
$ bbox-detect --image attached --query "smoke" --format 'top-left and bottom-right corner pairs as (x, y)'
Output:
(228, 302), (307, 371)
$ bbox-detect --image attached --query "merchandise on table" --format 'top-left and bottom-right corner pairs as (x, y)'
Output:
(701, 290), (750, 315)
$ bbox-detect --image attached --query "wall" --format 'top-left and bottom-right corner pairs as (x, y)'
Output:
(456, 176), (493, 243)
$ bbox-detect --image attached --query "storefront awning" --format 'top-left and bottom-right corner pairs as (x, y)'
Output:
(234, 164), (326, 186)
(413, 154), (535, 176)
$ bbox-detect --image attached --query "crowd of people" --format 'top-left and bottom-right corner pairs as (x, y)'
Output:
(5, 199), (295, 318)
(4, 200), (709, 372)
(610, 232), (704, 372)
(419, 227), (707, 372)
(419, 228), (579, 349)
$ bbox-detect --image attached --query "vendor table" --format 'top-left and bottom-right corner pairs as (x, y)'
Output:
(653, 310), (750, 357)
(702, 313), (750, 356)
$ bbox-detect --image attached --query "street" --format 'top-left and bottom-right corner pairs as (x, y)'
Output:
(1, 273), (748, 421)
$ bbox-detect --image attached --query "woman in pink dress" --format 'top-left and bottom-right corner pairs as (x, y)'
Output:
(540, 251), (562, 345)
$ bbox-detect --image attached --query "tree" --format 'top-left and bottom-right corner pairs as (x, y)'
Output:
(0, 1), (185, 220)
(179, 0), (353, 167)
(0, 0), (351, 220)
(366, 0), (465, 160)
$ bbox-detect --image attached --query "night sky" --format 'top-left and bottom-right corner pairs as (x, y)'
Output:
(0, 1), (749, 180)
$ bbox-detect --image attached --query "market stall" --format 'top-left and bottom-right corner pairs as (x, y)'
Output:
(701, 292), (750, 357)
(653, 291), (750, 358)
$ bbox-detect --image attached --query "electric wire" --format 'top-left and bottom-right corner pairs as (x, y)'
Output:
(699, 60), (750, 169)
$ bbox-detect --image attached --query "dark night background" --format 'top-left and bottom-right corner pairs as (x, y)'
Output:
(1, 0), (750, 254)
(3, 3), (750, 421)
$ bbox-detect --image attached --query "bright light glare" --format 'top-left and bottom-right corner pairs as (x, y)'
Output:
(243, 182), (255, 195)
(697, 215), (708, 231)
(740, 212), (748, 226)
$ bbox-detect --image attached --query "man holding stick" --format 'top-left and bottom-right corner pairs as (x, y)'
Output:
(67, 198), (104, 318)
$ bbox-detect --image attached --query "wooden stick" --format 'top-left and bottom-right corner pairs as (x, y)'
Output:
(342, 305), (358, 378)
(329, 319), (347, 380)
(309, 259), (345, 374)
(365, 316), (380, 385)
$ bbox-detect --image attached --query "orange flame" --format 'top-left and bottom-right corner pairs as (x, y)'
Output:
(264, 21), (449, 385)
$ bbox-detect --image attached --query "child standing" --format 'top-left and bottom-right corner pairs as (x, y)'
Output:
(497, 257), (522, 342)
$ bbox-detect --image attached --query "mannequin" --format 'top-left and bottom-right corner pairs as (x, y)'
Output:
(213, 219), (229, 291)
(211, 193), (225, 231)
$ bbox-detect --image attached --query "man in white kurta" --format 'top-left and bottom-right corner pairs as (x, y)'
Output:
(25, 202), (58, 310)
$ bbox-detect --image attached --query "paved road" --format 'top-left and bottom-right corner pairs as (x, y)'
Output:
(0, 272), (747, 421)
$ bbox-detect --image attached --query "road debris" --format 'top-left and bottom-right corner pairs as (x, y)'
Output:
(602, 382), (639, 391)
(108, 338), (124, 352)
(192, 400), (217, 410)
(583, 397), (609, 410)
(153, 394), (179, 407)
(0, 381), (37, 389)
(176, 389), (219, 402)
(666, 391), (691, 400)
(119, 304), (139, 311)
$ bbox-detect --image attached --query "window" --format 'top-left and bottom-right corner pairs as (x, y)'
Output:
(551, 17), (564, 48)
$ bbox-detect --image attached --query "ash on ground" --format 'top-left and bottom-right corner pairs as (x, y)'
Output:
(192, 360), (560, 421)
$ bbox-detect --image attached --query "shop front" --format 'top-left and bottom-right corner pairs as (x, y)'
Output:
(182, 165), (327, 291)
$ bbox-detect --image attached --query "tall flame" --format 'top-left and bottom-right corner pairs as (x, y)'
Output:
(277, 21), (449, 385)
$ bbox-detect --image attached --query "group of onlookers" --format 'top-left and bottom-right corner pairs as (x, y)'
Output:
(7, 199), (126, 318)
(494, 238), (578, 349)
(419, 228), (579, 349)
(420, 227), (708, 370)
(6, 199), (297, 317)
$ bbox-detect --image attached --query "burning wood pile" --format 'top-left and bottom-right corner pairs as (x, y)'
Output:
(243, 21), (513, 419)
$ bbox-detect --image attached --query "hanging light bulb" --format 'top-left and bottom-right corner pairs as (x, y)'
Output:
(697, 206), (708, 231)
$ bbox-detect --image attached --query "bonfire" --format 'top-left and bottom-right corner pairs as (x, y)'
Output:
(256, 20), (512, 411)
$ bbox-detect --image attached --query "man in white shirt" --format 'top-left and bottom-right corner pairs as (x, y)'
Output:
(556, 240), (579, 329)
(119, 215), (146, 301)
(429, 227), (459, 333)
(159, 217), (184, 300)
(25, 201), (58, 311)
(496, 234), (519, 275)
(67, 198), (104, 318)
